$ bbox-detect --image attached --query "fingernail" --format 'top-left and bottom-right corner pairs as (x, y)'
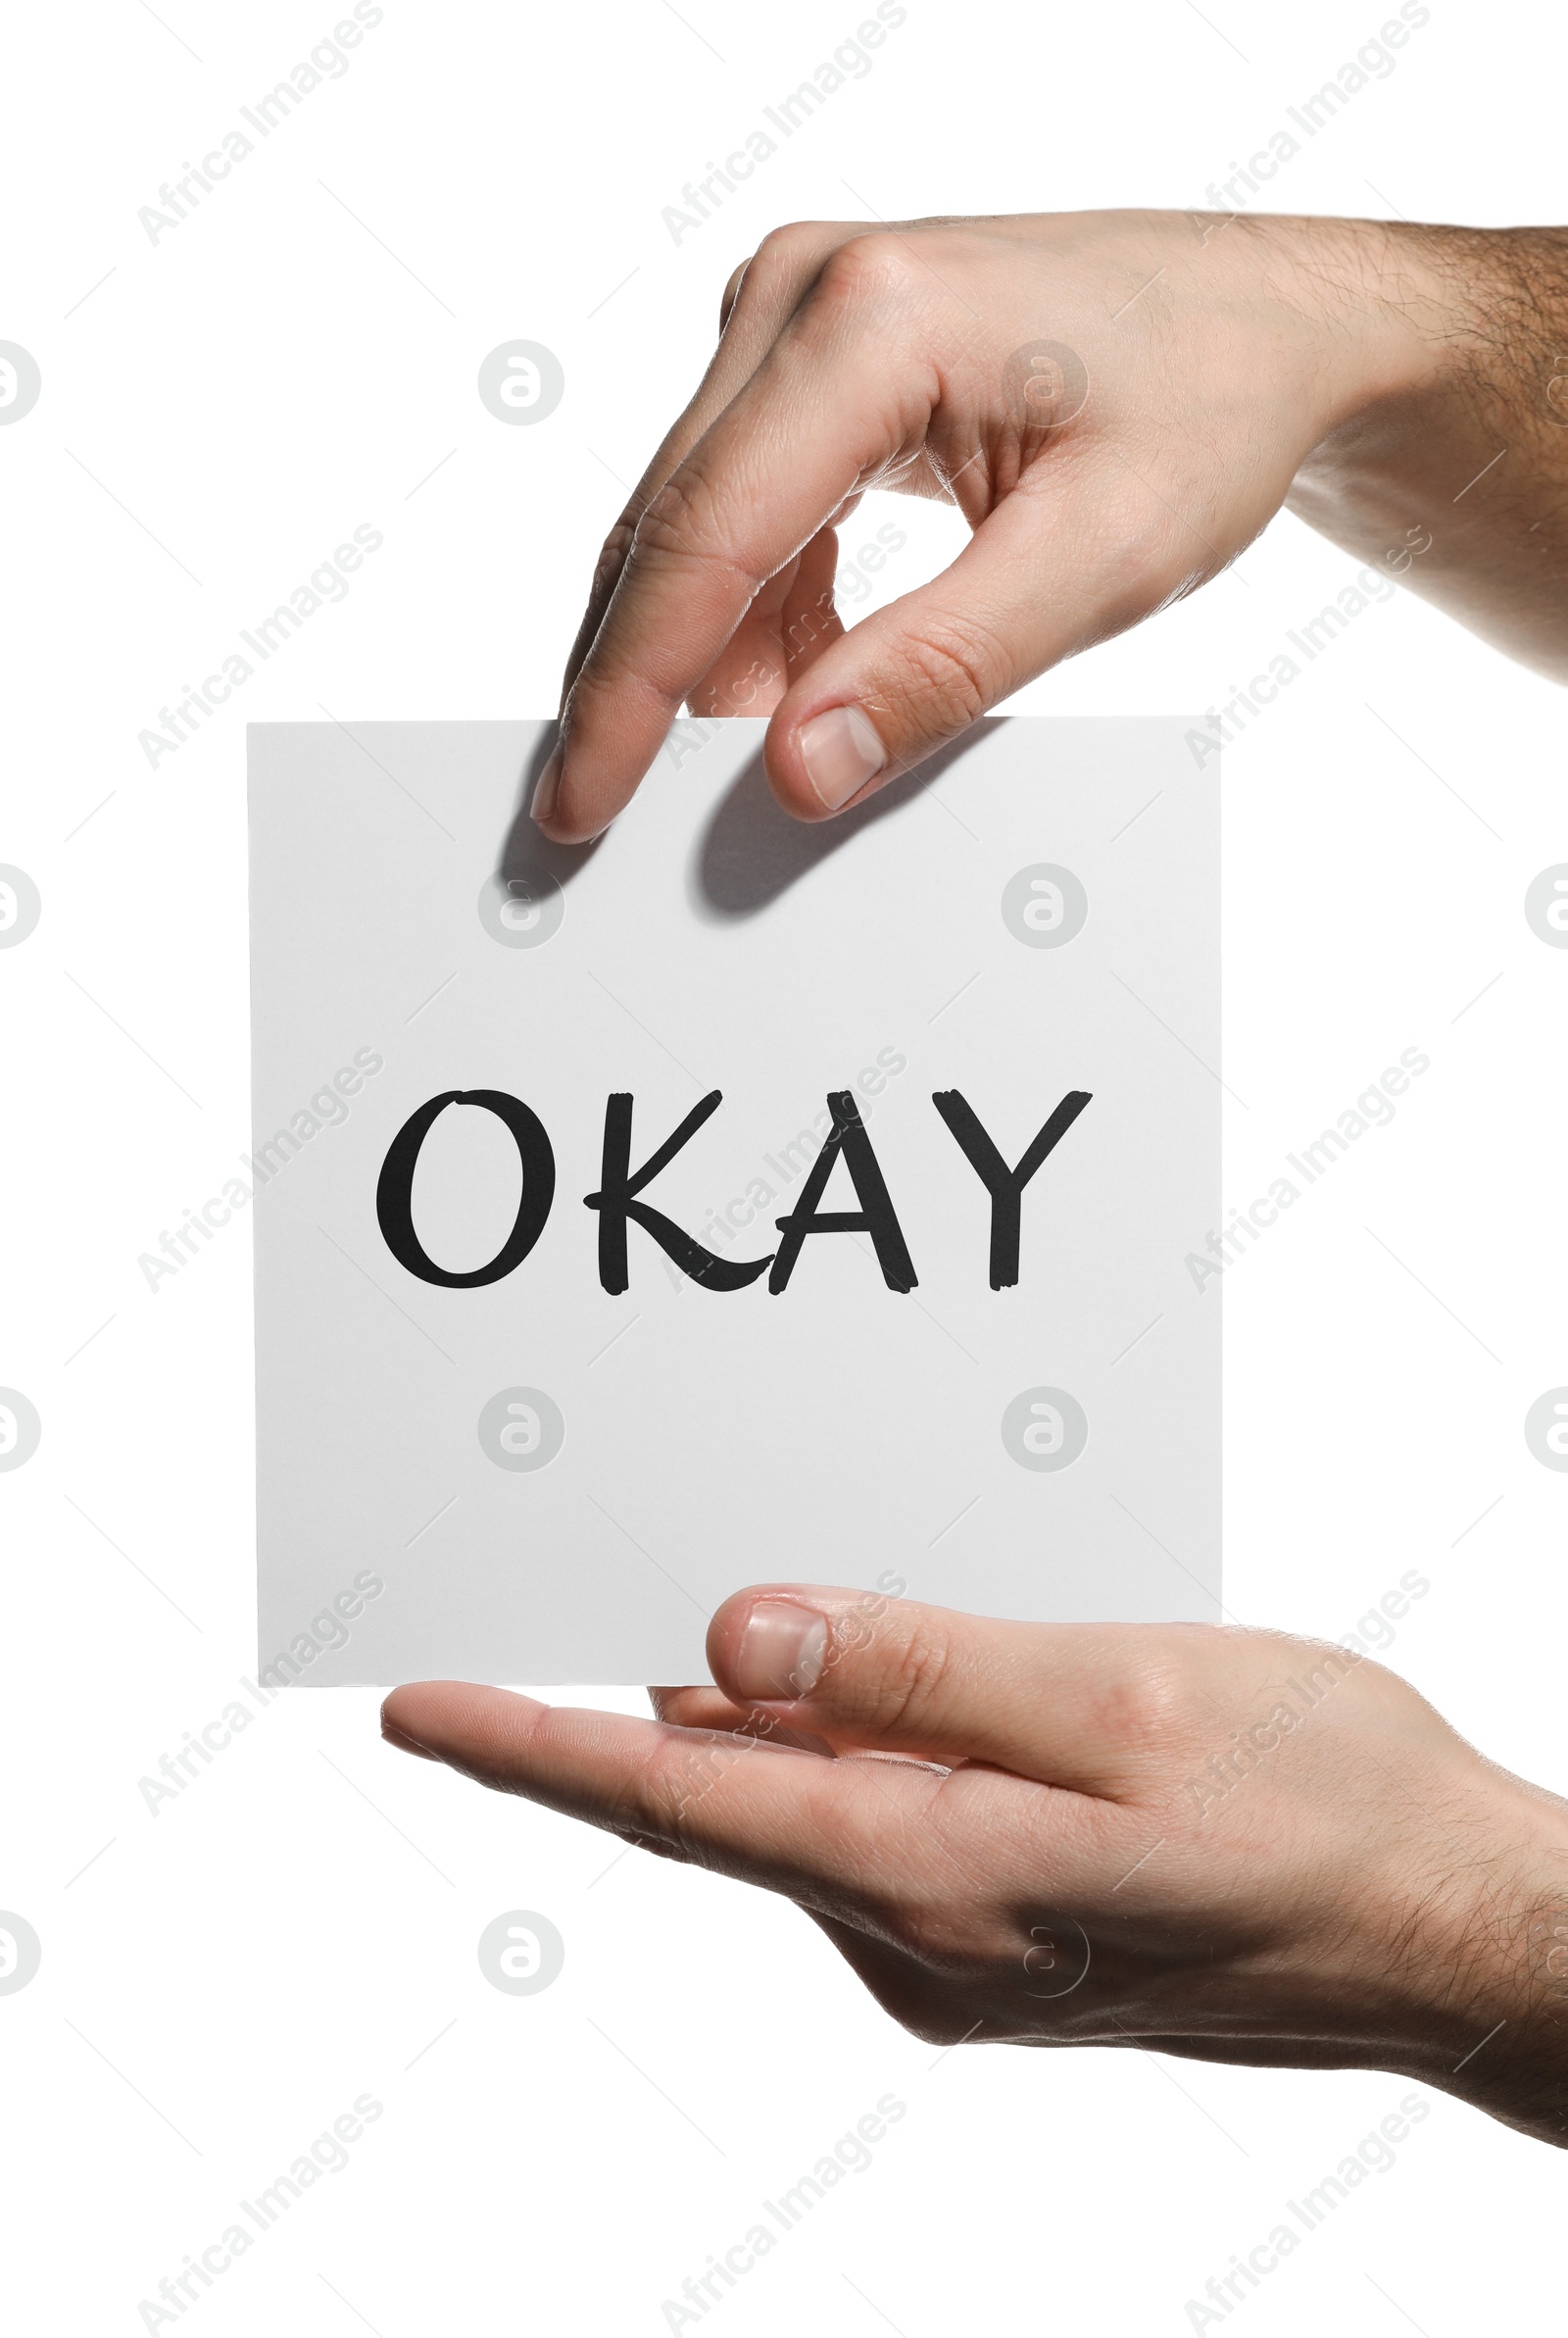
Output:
(732, 1599), (828, 1700)
(797, 705), (887, 812)
(531, 743), (563, 825)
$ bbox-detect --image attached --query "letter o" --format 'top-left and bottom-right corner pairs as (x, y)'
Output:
(376, 1090), (556, 1287)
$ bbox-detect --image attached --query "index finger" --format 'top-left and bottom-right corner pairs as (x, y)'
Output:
(557, 221), (860, 710)
(537, 260), (929, 842)
(381, 1678), (951, 1917)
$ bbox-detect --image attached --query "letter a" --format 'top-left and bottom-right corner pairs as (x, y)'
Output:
(769, 1092), (916, 1294)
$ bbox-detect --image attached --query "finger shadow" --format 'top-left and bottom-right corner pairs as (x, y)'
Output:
(689, 719), (1003, 921)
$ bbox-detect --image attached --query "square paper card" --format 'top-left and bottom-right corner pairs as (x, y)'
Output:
(248, 716), (1220, 1685)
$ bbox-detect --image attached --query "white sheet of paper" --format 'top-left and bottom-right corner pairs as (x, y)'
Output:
(248, 716), (1220, 1685)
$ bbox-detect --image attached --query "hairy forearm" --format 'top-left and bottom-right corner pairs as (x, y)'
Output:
(1387, 1776), (1568, 2146)
(1287, 220), (1568, 679)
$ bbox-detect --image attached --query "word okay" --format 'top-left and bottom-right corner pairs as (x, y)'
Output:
(375, 1086), (1093, 1296)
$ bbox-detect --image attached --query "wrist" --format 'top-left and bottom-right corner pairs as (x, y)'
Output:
(1263, 212), (1459, 431)
(1388, 1779), (1568, 2146)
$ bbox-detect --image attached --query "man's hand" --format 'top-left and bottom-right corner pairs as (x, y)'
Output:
(383, 1585), (1568, 2148)
(532, 209), (1568, 843)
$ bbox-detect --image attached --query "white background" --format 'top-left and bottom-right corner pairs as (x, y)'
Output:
(3, 0), (1565, 2329)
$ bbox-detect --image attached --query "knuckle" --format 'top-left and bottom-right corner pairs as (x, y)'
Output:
(718, 261), (748, 328)
(588, 516), (638, 599)
(751, 219), (839, 285)
(813, 230), (914, 309)
(724, 224), (839, 326)
(864, 1618), (957, 1740)
(634, 470), (713, 561)
(889, 614), (1007, 729)
(613, 1729), (726, 1852)
(1094, 1660), (1194, 1759)
(631, 473), (760, 597)
(562, 656), (668, 735)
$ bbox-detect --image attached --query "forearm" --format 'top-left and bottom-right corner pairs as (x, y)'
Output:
(1287, 219), (1568, 679)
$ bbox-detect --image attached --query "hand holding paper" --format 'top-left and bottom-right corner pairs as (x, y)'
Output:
(384, 1582), (1568, 2150)
(538, 206), (1568, 842)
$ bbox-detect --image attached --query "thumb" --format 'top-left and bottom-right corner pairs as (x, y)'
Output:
(760, 474), (1202, 820)
(706, 1583), (1165, 1793)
